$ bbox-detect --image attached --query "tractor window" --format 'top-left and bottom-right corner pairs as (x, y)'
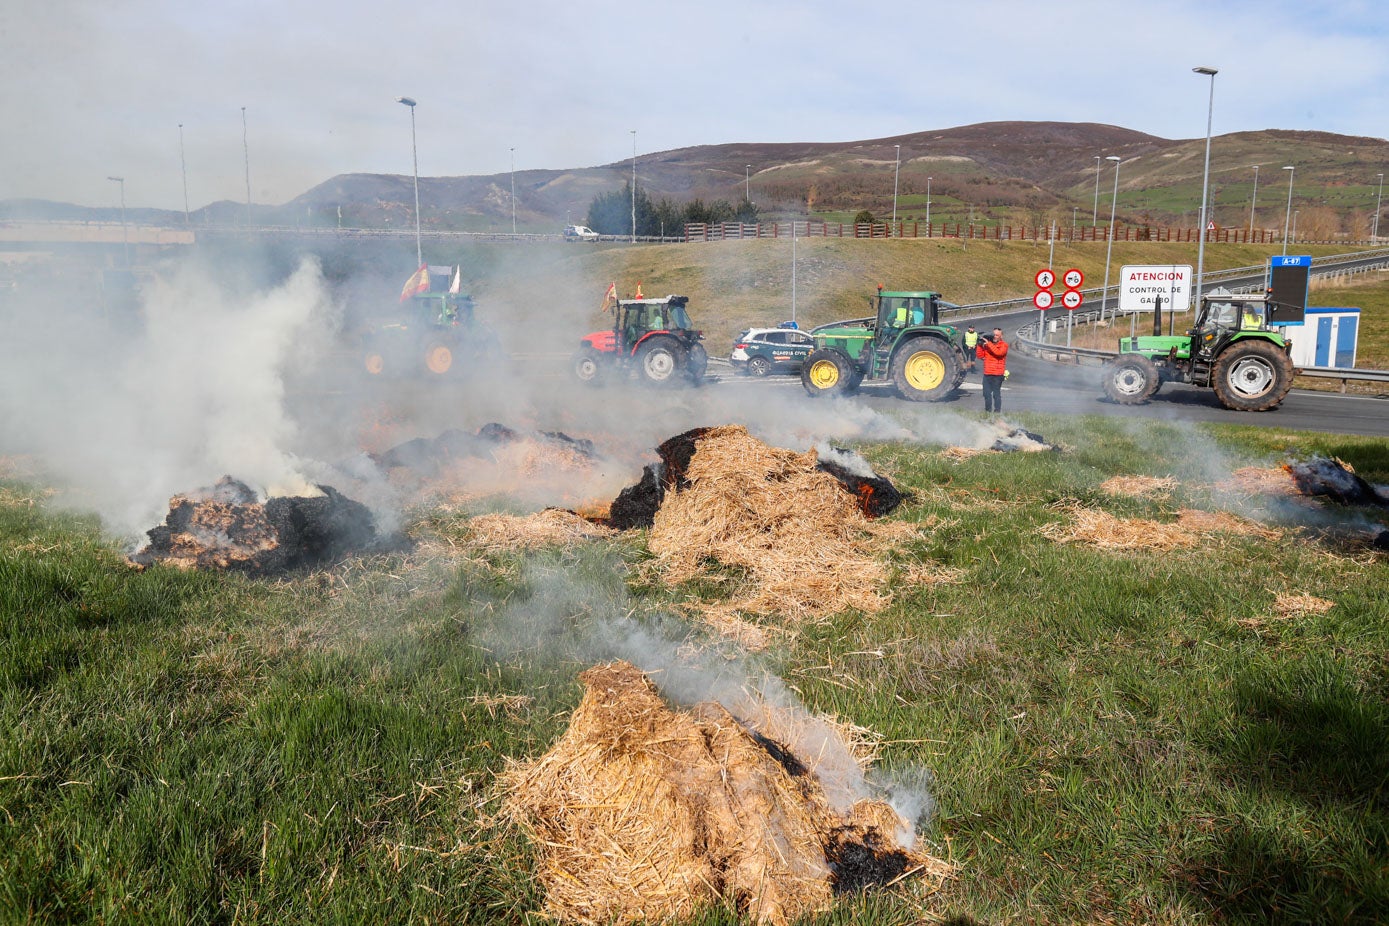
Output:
(880, 297), (910, 328)
(667, 303), (693, 330)
(1206, 300), (1239, 329)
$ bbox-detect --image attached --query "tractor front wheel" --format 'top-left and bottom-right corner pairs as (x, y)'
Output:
(800, 349), (856, 398)
(573, 347), (607, 385)
(1212, 340), (1293, 411)
(1103, 355), (1160, 404)
(424, 339), (455, 375)
(686, 342), (708, 385)
(636, 337), (687, 386)
(891, 337), (959, 402)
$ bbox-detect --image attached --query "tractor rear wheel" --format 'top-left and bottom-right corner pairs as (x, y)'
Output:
(1212, 340), (1293, 411)
(891, 337), (959, 402)
(1103, 355), (1160, 404)
(573, 347), (607, 385)
(636, 337), (687, 386)
(800, 349), (856, 398)
(424, 340), (454, 375)
(364, 351), (386, 376)
(686, 342), (708, 385)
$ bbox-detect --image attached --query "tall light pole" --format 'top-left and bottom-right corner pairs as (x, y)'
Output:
(926, 176), (932, 228)
(1291, 209), (1299, 246)
(178, 123), (190, 225)
(1374, 172), (1384, 240)
(1248, 165), (1259, 238)
(510, 147), (517, 235)
(1092, 155), (1102, 226)
(107, 175), (129, 266)
(1281, 165), (1295, 256)
(1100, 156), (1121, 324)
(241, 106), (251, 226)
(630, 130), (637, 243)
(745, 164), (751, 203)
(396, 97), (422, 267)
(1192, 66), (1218, 310)
(892, 144), (901, 225)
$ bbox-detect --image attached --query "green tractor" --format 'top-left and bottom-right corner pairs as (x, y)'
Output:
(800, 287), (967, 401)
(1101, 289), (1295, 411)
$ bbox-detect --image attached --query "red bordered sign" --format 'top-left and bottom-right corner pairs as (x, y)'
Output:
(1033, 290), (1055, 310)
(1063, 268), (1084, 289)
(1035, 268), (1056, 290)
(1062, 289), (1083, 311)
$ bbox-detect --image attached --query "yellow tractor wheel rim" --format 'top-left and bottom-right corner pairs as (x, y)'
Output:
(364, 353), (385, 375)
(904, 350), (945, 390)
(425, 345), (453, 374)
(808, 358), (840, 389)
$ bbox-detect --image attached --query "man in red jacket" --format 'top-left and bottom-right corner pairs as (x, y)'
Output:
(977, 327), (1008, 413)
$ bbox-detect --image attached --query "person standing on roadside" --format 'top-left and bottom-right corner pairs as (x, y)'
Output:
(963, 325), (979, 373)
(977, 327), (1008, 414)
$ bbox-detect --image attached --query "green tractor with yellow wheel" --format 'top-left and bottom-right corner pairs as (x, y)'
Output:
(801, 287), (967, 401)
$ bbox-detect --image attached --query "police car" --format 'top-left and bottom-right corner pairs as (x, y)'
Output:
(729, 327), (815, 376)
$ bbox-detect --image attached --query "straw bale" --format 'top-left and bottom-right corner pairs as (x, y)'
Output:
(501, 662), (950, 926)
(1176, 508), (1282, 540)
(465, 509), (615, 552)
(940, 446), (985, 463)
(1039, 506), (1199, 552)
(1100, 475), (1178, 498)
(647, 426), (912, 621)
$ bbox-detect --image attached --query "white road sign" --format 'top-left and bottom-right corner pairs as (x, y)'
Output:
(1118, 264), (1193, 314)
(1062, 289), (1083, 310)
(1063, 268), (1084, 289)
(1033, 289), (1054, 310)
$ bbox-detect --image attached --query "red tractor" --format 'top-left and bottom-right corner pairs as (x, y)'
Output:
(572, 294), (707, 387)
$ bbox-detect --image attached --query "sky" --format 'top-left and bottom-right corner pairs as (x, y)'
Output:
(4, 0), (1386, 211)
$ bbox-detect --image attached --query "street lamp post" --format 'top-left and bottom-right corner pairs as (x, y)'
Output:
(178, 123), (190, 225)
(1374, 172), (1384, 240)
(1281, 165), (1295, 256)
(892, 144), (901, 226)
(1192, 66), (1218, 311)
(926, 176), (932, 229)
(510, 147), (516, 235)
(745, 164), (751, 203)
(396, 97), (422, 267)
(630, 130), (637, 243)
(241, 106), (251, 226)
(107, 175), (129, 266)
(1092, 155), (1101, 226)
(1100, 156), (1122, 324)
(1292, 210), (1299, 246)
(1248, 165), (1259, 238)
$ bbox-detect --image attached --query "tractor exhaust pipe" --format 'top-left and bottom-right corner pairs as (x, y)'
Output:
(1153, 293), (1163, 337)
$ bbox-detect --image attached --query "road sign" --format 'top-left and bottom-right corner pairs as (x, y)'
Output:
(1033, 290), (1054, 310)
(1117, 264), (1193, 314)
(1035, 269), (1056, 290)
(1063, 268), (1084, 289)
(1062, 289), (1083, 311)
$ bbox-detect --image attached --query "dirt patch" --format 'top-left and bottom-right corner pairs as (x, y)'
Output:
(501, 661), (952, 926)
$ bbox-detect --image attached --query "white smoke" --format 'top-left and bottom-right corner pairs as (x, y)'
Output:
(0, 257), (337, 538)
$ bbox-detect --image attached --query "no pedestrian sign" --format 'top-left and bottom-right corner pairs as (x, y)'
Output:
(1035, 269), (1056, 290)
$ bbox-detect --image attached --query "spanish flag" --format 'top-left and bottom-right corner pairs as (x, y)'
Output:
(399, 264), (430, 302)
(634, 281), (643, 299)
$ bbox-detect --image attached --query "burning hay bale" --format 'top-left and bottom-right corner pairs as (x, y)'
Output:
(608, 427), (904, 531)
(1222, 465), (1298, 498)
(1283, 456), (1389, 507)
(501, 662), (951, 926)
(465, 508), (615, 552)
(1100, 475), (1178, 499)
(990, 425), (1055, 453)
(371, 423), (598, 480)
(637, 426), (915, 620)
(131, 476), (382, 575)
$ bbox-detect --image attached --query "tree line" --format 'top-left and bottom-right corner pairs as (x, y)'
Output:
(585, 182), (759, 237)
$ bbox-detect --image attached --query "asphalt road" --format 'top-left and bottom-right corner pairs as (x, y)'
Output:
(713, 306), (1389, 438)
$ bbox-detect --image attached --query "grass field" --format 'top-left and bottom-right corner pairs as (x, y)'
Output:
(2, 412), (1386, 924)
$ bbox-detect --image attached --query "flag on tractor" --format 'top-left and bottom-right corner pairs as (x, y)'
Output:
(399, 264), (430, 302)
(634, 281), (643, 299)
(448, 266), (462, 294)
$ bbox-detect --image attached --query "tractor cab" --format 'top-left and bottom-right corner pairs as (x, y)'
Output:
(617, 297), (694, 353)
(873, 290), (942, 337)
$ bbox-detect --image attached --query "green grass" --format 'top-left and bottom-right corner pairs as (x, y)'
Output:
(1, 415), (1387, 924)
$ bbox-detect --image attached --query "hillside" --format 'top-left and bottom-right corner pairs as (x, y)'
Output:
(5, 122), (1386, 238)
